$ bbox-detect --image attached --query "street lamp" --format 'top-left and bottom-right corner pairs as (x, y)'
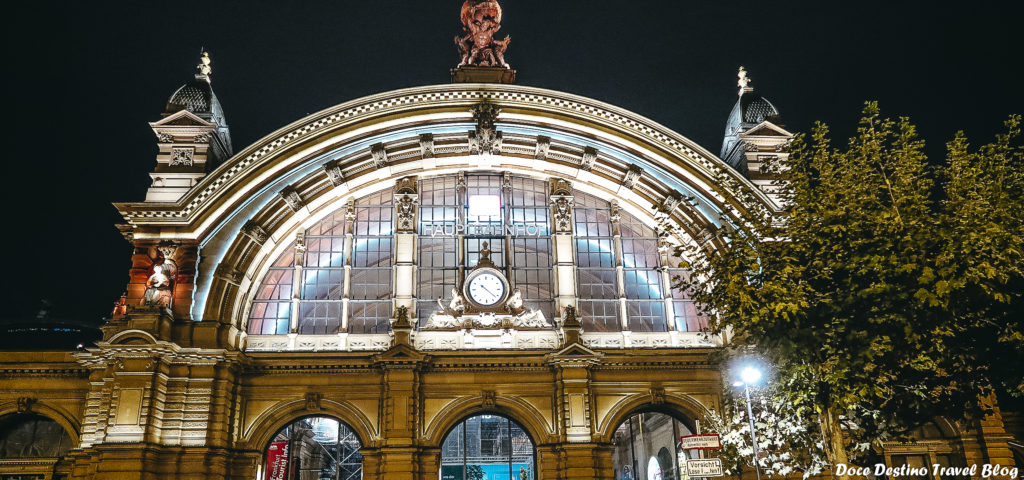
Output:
(733, 365), (764, 480)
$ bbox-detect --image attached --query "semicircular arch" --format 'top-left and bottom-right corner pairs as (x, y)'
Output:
(421, 393), (554, 448)
(595, 392), (714, 444)
(243, 398), (378, 451)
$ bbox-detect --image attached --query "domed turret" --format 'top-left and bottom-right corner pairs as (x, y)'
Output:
(720, 67), (784, 170)
(143, 51), (233, 203)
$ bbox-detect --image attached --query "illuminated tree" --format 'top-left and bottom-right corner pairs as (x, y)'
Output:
(679, 104), (1023, 476)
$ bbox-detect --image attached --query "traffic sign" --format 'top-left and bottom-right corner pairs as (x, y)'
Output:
(686, 458), (724, 477)
(679, 433), (722, 450)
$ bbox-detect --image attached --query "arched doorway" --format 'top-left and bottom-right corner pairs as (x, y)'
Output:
(262, 416), (362, 480)
(611, 411), (696, 480)
(440, 413), (535, 480)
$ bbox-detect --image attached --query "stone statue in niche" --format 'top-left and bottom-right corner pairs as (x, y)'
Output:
(143, 264), (172, 307)
(455, 0), (511, 68)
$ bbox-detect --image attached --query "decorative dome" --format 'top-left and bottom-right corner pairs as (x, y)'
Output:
(738, 91), (780, 124)
(165, 77), (217, 115)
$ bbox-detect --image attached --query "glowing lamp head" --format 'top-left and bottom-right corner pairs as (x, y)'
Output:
(740, 366), (762, 386)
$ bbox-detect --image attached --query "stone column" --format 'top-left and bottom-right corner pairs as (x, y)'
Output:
(393, 177), (420, 324)
(372, 348), (428, 480)
(550, 178), (577, 316)
(341, 198), (356, 331)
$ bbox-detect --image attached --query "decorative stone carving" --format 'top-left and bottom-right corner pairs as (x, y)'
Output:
(535, 135), (550, 160)
(455, 0), (511, 68)
(481, 390), (497, 409)
(170, 147), (194, 166)
(295, 232), (306, 266)
(304, 392), (323, 411)
(562, 305), (580, 329)
(550, 178), (572, 196)
(659, 192), (683, 214)
(502, 171), (512, 192)
(16, 397), (36, 413)
(609, 200), (622, 224)
(215, 264), (243, 286)
(156, 132), (173, 143)
(580, 146), (598, 171)
(650, 386), (666, 405)
(456, 171), (467, 193)
(622, 164), (643, 189)
(418, 133), (435, 158)
(241, 220), (268, 245)
(393, 305), (412, 329)
(322, 160), (345, 187)
(345, 198), (356, 223)
(469, 101), (502, 155)
(551, 196), (574, 234)
(394, 176), (418, 195)
(278, 187), (304, 212)
(370, 143), (388, 169)
(394, 194), (419, 233)
(193, 132), (213, 143)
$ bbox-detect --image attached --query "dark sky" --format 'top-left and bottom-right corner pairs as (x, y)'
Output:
(4, 1), (1022, 323)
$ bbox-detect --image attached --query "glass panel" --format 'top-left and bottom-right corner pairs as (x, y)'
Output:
(577, 269), (618, 299)
(248, 302), (290, 335)
(256, 269), (293, 301)
(301, 268), (345, 300)
(575, 238), (615, 268)
(0, 414), (72, 458)
(624, 270), (662, 300)
(621, 239), (660, 269)
(672, 300), (707, 332)
(440, 415), (535, 480)
(579, 300), (620, 332)
(627, 301), (667, 332)
(349, 301), (390, 334)
(298, 301), (342, 335)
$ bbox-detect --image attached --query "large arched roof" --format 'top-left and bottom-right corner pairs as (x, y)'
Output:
(115, 83), (774, 325)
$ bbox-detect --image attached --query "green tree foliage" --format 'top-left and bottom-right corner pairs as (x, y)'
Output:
(678, 103), (1023, 470)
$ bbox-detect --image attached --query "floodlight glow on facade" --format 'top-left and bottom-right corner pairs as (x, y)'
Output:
(468, 194), (501, 217)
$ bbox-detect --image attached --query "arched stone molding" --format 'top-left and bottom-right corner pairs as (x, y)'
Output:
(594, 391), (714, 444)
(243, 398), (379, 452)
(0, 400), (82, 446)
(105, 329), (159, 346)
(420, 393), (554, 448)
(114, 85), (773, 323)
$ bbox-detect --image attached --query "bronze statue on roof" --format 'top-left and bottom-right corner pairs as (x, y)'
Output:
(455, 0), (511, 68)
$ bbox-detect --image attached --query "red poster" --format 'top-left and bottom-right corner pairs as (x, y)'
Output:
(265, 441), (290, 480)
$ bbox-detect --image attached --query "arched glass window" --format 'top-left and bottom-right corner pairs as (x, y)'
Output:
(0, 413), (72, 459)
(611, 411), (695, 480)
(264, 416), (362, 480)
(573, 191), (620, 332)
(417, 174), (554, 324)
(247, 189), (394, 335)
(440, 414), (535, 480)
(574, 191), (672, 332)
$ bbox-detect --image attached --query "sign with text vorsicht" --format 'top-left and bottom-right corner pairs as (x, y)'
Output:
(686, 458), (724, 477)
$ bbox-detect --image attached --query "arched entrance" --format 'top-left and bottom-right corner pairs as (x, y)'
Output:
(611, 411), (697, 480)
(262, 416), (362, 480)
(440, 413), (535, 480)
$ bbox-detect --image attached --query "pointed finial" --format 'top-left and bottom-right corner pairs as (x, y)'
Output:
(196, 50), (212, 77)
(737, 66), (752, 95)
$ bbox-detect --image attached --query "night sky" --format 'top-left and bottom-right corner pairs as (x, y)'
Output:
(4, 1), (1021, 324)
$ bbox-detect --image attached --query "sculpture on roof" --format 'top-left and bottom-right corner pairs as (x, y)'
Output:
(455, 0), (511, 68)
(737, 66), (751, 92)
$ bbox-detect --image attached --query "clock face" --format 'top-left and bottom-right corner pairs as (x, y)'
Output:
(466, 271), (507, 307)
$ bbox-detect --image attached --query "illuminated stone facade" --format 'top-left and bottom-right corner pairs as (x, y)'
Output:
(0, 61), (1019, 480)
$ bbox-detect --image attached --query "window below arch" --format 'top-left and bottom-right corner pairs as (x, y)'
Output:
(440, 414), (535, 480)
(263, 416), (362, 480)
(0, 413), (72, 459)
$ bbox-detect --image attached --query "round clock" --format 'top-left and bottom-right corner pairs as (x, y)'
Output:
(464, 268), (509, 308)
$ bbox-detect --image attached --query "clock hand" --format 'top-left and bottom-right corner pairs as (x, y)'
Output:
(479, 284), (498, 298)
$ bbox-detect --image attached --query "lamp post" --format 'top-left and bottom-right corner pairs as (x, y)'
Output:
(733, 366), (763, 480)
